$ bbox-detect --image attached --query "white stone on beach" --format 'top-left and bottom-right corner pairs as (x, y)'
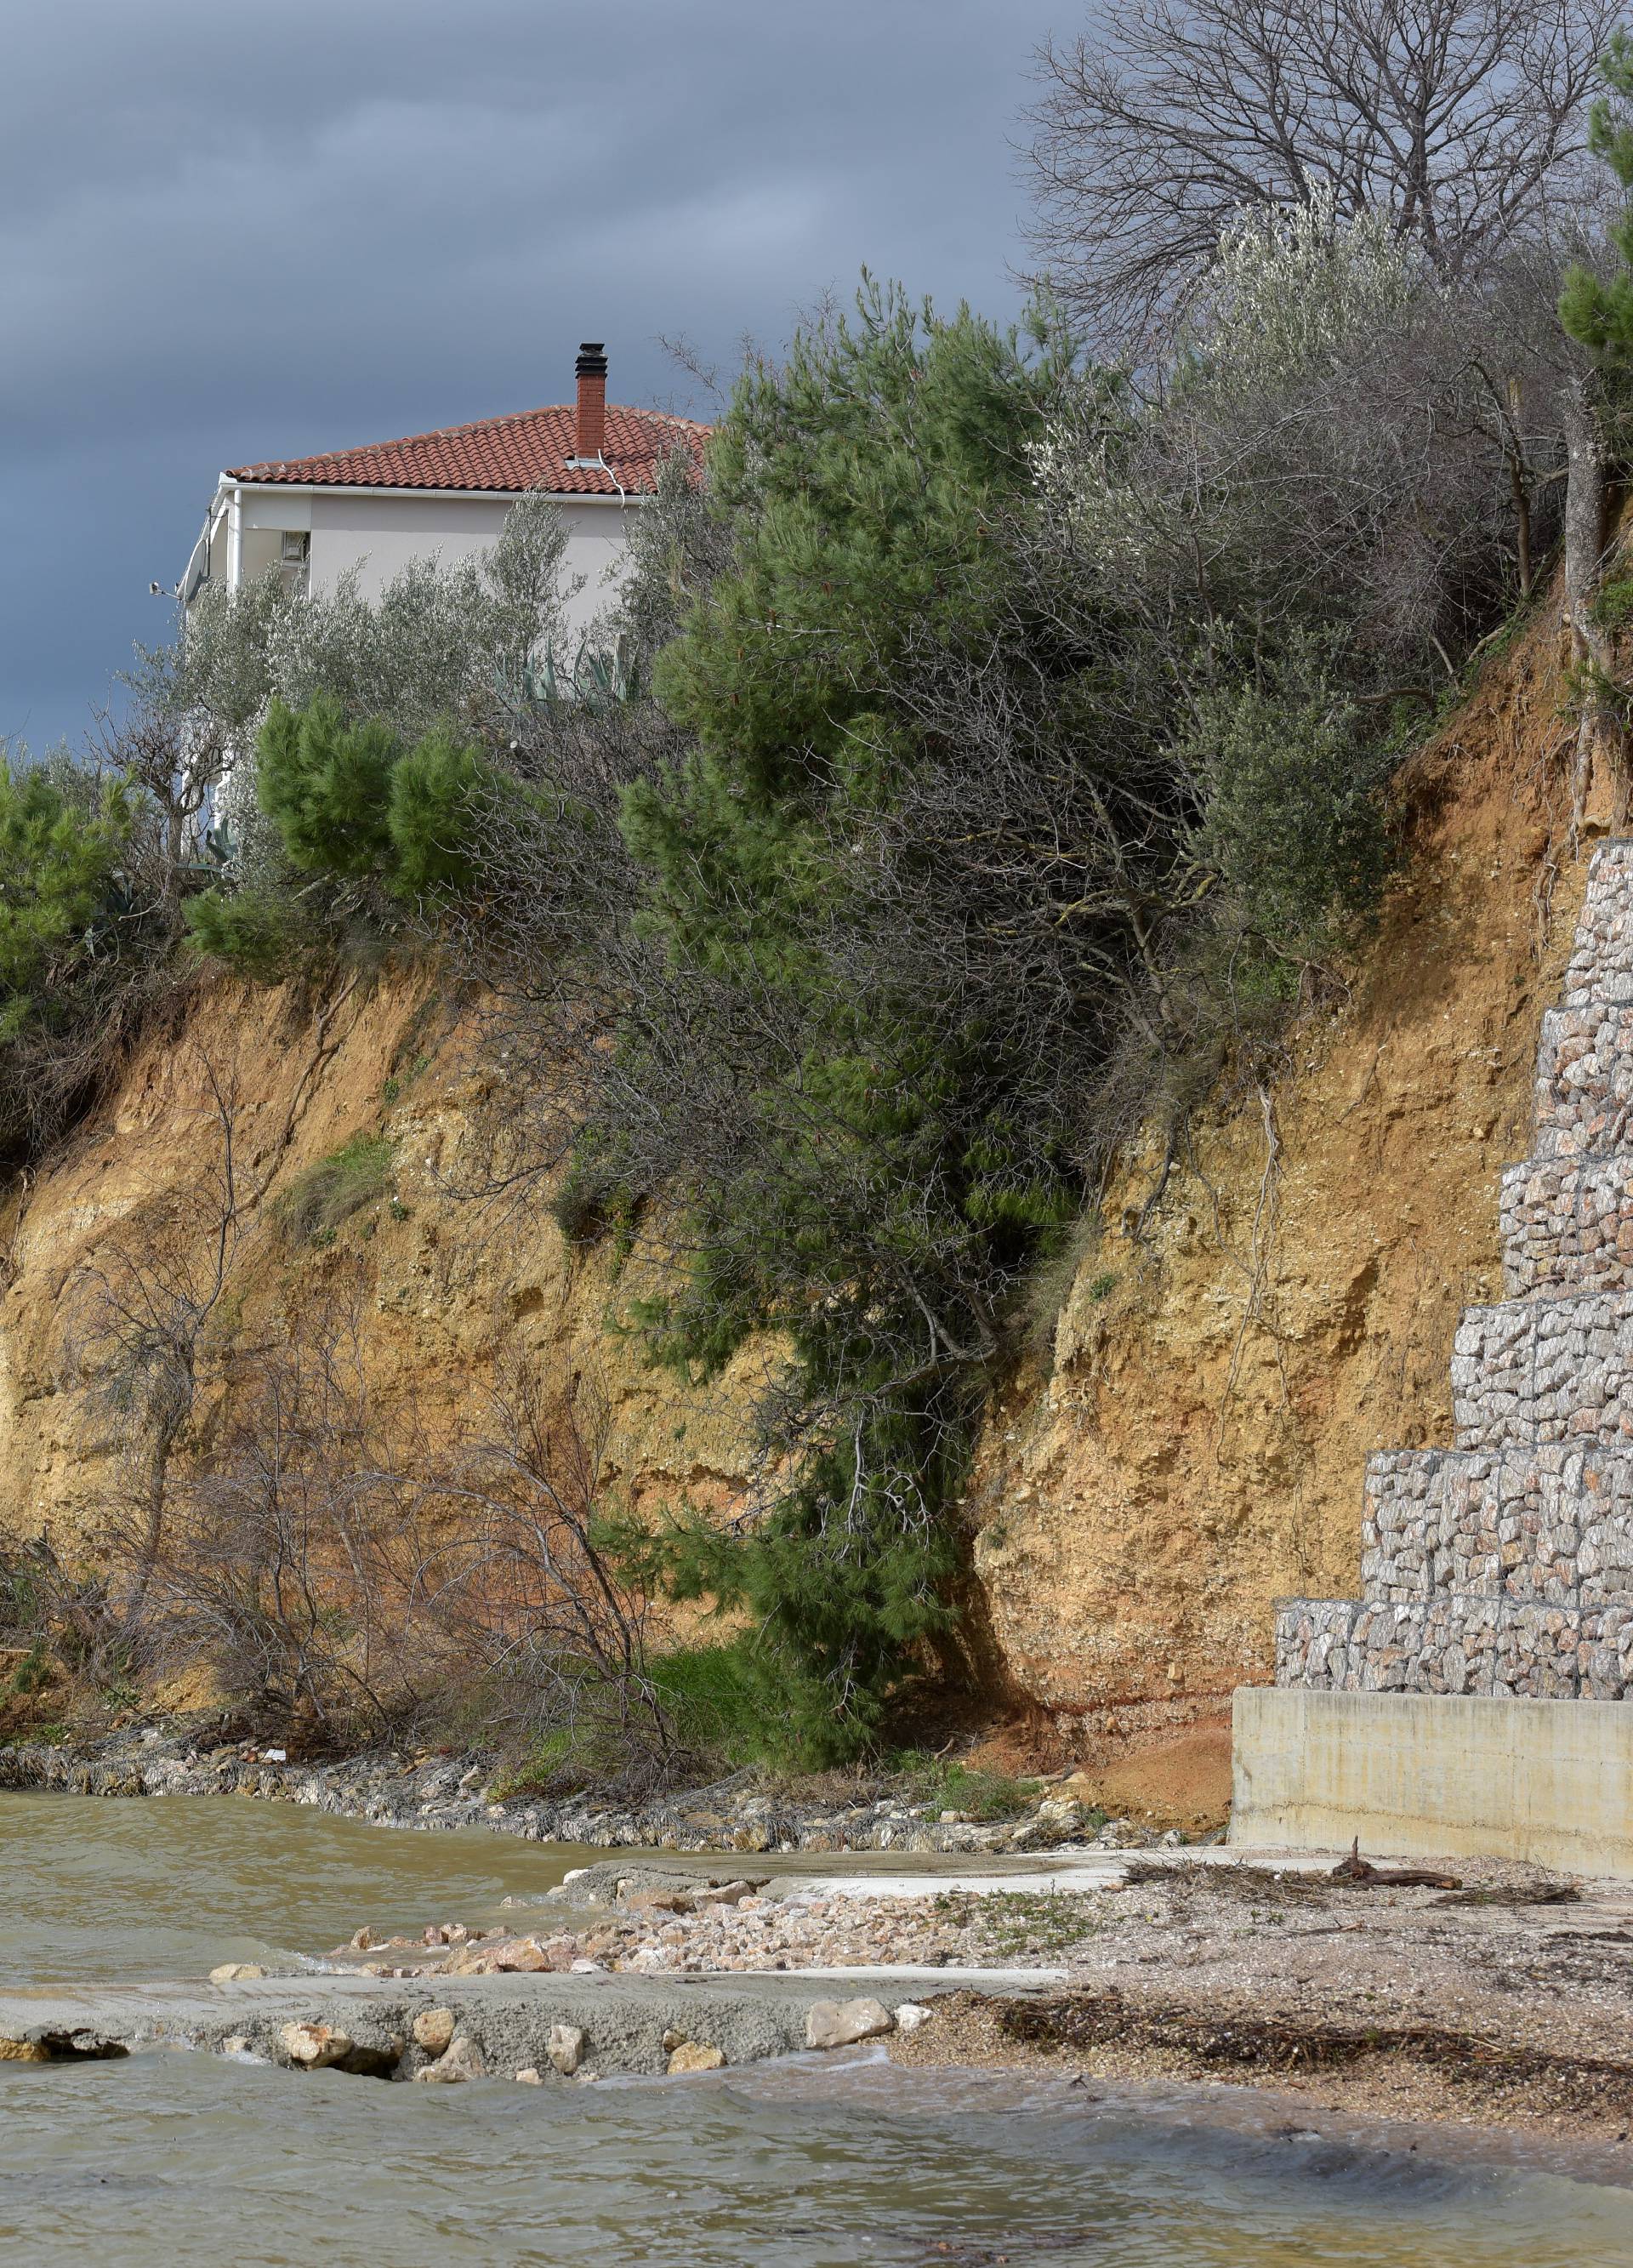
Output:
(667, 2040), (726, 2073)
(413, 2033), (485, 2084)
(412, 2007), (456, 2054)
(547, 2022), (586, 2076)
(805, 1997), (896, 2049)
(279, 2020), (352, 2069)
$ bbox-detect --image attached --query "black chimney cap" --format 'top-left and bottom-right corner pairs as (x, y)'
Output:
(575, 342), (608, 378)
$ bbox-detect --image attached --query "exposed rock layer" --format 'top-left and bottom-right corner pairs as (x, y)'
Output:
(970, 612), (1594, 1717)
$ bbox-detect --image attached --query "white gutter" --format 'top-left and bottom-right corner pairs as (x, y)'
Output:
(227, 484), (243, 590)
(220, 479), (647, 508)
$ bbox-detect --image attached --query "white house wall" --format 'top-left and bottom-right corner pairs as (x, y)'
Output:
(242, 493), (311, 533)
(240, 527), (288, 583)
(305, 491), (634, 647)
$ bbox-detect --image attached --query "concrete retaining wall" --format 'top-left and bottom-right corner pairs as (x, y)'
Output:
(1231, 1684), (1633, 1876)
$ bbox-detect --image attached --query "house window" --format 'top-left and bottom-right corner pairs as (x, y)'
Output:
(280, 530), (310, 595)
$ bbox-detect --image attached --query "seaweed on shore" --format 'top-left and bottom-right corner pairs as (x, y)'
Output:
(992, 1989), (1633, 2121)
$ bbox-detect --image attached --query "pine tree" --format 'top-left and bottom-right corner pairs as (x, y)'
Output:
(1561, 33), (1633, 373)
(249, 697), (492, 909)
(256, 694), (397, 879)
(614, 282), (1081, 1751)
(0, 759), (131, 1035)
(386, 726), (485, 903)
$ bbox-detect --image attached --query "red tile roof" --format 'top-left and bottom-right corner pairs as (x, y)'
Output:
(226, 403), (709, 496)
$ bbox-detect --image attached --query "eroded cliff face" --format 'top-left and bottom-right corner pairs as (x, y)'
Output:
(0, 975), (766, 1559)
(969, 612), (1593, 1731)
(0, 613), (1595, 1731)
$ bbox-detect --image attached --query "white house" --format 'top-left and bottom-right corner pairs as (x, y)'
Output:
(181, 345), (708, 645)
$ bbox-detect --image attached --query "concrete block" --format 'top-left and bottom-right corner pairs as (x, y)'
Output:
(1232, 1686), (1633, 1877)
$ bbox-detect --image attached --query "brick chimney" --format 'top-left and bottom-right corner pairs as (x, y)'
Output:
(574, 341), (607, 463)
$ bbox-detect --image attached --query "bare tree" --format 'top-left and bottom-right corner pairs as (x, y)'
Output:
(148, 1295), (417, 1739)
(1024, 0), (1615, 348)
(69, 990), (364, 1654)
(92, 687), (228, 897)
(410, 1368), (678, 1784)
(72, 1050), (255, 1650)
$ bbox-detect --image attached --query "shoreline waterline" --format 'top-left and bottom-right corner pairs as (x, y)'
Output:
(4, 1792), (1633, 2264)
(5, 1790), (1633, 2180)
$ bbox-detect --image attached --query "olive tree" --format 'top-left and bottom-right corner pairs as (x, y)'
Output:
(1033, 198), (1574, 689)
(134, 490), (580, 763)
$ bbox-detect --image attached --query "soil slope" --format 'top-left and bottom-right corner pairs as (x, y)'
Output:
(0, 974), (765, 1560)
(970, 608), (1592, 1741)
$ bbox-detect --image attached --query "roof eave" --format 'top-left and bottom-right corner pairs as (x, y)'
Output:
(222, 477), (651, 504)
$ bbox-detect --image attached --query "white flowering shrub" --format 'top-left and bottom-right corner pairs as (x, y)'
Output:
(1030, 194), (1561, 670)
(1185, 191), (1421, 396)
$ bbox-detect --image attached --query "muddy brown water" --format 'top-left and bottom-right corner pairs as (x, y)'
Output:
(3, 1793), (1630, 2267)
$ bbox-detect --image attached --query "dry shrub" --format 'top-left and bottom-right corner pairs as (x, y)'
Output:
(407, 1367), (680, 1792)
(145, 1304), (422, 1739)
(273, 1134), (393, 1247)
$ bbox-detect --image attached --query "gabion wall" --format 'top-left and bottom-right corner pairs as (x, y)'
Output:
(1277, 842), (1633, 1705)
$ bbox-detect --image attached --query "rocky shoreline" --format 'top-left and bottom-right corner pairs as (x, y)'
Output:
(0, 1720), (1188, 1857)
(9, 1832), (1633, 2162)
(12, 1724), (1633, 2161)
(307, 1856), (1110, 1980)
(0, 1967), (953, 2088)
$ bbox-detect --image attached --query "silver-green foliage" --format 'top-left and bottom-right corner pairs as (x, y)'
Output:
(1185, 191), (1420, 397)
(147, 491), (578, 749)
(1033, 197), (1567, 667)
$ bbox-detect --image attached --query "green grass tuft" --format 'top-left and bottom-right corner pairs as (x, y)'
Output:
(276, 1134), (394, 1247)
(6, 1639), (50, 1697)
(890, 1749), (1044, 1820)
(1591, 574), (1633, 634)
(650, 1639), (777, 1766)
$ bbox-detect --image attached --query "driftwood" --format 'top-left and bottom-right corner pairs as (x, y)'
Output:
(1330, 1837), (1461, 1890)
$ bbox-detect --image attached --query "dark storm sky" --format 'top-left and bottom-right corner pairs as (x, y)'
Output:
(2, 0), (1069, 753)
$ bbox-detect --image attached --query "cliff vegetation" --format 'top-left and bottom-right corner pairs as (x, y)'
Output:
(7, 0), (1633, 1792)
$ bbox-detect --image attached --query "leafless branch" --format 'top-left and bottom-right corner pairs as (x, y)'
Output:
(1023, 0), (1616, 350)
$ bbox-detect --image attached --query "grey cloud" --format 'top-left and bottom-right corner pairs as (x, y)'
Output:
(1, 0), (1067, 749)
